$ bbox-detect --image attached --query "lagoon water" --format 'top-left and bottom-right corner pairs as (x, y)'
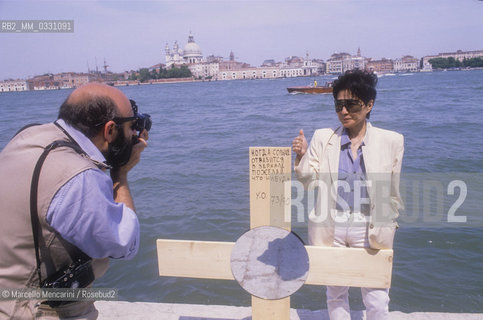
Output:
(1, 70), (482, 313)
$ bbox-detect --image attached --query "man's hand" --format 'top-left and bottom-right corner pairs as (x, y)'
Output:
(119, 129), (149, 174)
(111, 129), (149, 211)
(292, 129), (308, 158)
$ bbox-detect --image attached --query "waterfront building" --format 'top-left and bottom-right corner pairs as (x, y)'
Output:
(279, 66), (304, 78)
(219, 66), (281, 80)
(165, 32), (203, 68)
(351, 47), (366, 70)
(53, 72), (93, 89)
(164, 41), (183, 67)
(423, 49), (483, 66)
(217, 62), (310, 80)
(261, 59), (277, 67)
(421, 61), (433, 72)
(164, 32), (325, 80)
(311, 59), (326, 75)
(366, 58), (394, 74)
(393, 55), (419, 72)
(219, 51), (250, 71)
(280, 53), (324, 77)
(284, 56), (304, 67)
(27, 74), (59, 90)
(326, 53), (349, 74)
(165, 33), (221, 79)
(183, 33), (203, 64)
(217, 53), (306, 80)
(302, 52), (323, 76)
(26, 72), (93, 90)
(206, 54), (224, 63)
(326, 49), (366, 74)
(0, 79), (29, 92)
(190, 62), (220, 80)
(1, 73), (94, 92)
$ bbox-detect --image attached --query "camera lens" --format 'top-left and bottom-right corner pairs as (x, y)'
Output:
(134, 113), (151, 132)
(144, 116), (152, 132)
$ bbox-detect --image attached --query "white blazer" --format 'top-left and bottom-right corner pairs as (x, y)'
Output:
(294, 122), (404, 249)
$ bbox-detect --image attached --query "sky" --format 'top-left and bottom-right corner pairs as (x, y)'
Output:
(1, 0), (482, 80)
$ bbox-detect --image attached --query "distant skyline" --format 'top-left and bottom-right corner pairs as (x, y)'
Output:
(1, 0), (483, 80)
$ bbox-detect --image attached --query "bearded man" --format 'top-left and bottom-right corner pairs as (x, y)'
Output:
(0, 83), (149, 319)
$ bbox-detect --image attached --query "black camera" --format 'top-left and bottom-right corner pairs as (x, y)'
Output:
(41, 258), (94, 308)
(41, 258), (94, 290)
(130, 99), (152, 132)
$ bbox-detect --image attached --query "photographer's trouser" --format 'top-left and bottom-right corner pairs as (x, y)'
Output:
(35, 301), (98, 320)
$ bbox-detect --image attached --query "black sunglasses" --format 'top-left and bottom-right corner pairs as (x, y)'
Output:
(334, 99), (364, 113)
(112, 115), (137, 131)
(112, 99), (151, 132)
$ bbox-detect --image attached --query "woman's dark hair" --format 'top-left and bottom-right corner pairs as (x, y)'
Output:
(58, 95), (117, 138)
(332, 69), (378, 119)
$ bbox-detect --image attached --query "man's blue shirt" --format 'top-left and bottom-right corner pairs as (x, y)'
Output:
(46, 120), (140, 260)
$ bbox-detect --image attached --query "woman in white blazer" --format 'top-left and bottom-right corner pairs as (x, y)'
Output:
(292, 69), (404, 320)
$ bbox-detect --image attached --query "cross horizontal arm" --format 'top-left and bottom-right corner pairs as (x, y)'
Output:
(305, 246), (393, 288)
(157, 239), (393, 288)
(157, 239), (235, 280)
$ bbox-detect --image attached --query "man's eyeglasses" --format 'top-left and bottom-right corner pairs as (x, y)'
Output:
(112, 116), (136, 127)
(112, 99), (152, 132)
(334, 99), (364, 113)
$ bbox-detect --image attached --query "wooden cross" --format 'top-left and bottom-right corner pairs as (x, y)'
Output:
(157, 147), (393, 319)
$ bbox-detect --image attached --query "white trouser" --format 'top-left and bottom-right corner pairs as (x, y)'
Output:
(327, 212), (390, 320)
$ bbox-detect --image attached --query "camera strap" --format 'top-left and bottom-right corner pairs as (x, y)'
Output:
(30, 139), (90, 286)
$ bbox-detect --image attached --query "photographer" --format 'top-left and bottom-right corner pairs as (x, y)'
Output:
(0, 83), (150, 319)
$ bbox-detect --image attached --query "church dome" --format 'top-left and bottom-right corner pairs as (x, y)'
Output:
(183, 33), (202, 57)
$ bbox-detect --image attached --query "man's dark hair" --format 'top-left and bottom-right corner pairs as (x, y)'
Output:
(58, 95), (118, 138)
(332, 69), (378, 119)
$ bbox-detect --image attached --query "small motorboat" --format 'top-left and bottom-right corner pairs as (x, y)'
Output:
(287, 81), (333, 94)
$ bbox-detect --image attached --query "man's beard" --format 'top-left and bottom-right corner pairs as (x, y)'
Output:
(105, 128), (135, 168)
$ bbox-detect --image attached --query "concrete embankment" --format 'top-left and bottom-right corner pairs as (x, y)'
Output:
(95, 301), (483, 320)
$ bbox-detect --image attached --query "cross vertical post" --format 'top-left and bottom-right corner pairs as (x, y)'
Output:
(249, 147), (292, 320)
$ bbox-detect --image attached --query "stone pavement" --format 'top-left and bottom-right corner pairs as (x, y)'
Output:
(95, 301), (483, 320)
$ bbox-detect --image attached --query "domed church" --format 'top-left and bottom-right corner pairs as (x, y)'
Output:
(165, 32), (203, 67)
